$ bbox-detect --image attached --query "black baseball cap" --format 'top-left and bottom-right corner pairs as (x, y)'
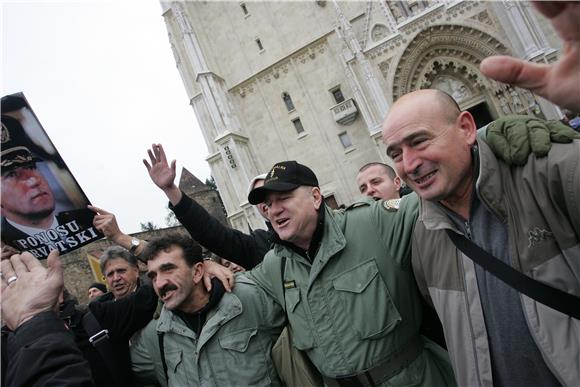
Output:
(248, 161), (318, 204)
(1, 115), (38, 173)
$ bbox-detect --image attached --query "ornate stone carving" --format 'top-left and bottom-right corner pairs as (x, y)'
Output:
(231, 39), (326, 96)
(431, 75), (472, 103)
(371, 24), (389, 42)
(378, 58), (392, 80)
(392, 24), (508, 99)
(471, 10), (494, 26)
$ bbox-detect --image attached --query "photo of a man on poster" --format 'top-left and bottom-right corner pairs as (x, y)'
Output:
(1, 93), (103, 259)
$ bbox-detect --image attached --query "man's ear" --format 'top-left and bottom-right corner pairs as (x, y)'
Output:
(312, 187), (323, 210)
(192, 262), (204, 284)
(393, 176), (402, 190)
(457, 111), (478, 145)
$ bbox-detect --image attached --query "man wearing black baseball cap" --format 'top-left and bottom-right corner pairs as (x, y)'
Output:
(246, 161), (454, 387)
(1, 115), (57, 232)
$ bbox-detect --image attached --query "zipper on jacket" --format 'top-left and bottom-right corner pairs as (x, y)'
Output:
(464, 221), (472, 240)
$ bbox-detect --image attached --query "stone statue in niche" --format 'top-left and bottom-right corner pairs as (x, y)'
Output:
(431, 75), (472, 103)
(390, 3), (405, 23)
(509, 88), (524, 112)
(499, 94), (512, 115)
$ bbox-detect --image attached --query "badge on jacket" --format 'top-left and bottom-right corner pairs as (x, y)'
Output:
(383, 198), (401, 212)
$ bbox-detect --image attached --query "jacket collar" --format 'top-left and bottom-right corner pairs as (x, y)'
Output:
(420, 140), (507, 231)
(156, 290), (243, 349)
(273, 205), (347, 287)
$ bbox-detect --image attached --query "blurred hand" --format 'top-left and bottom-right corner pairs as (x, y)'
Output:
(480, 1), (580, 111)
(202, 260), (235, 292)
(1, 250), (63, 330)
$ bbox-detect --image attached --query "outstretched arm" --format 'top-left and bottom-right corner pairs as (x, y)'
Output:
(144, 143), (270, 268)
(480, 1), (580, 111)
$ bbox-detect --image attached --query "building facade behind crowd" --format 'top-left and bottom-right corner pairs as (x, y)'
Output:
(161, 0), (566, 232)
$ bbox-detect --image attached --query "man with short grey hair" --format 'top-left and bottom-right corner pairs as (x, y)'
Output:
(99, 246), (140, 301)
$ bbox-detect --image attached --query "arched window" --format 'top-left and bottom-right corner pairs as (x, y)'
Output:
(282, 92), (295, 111)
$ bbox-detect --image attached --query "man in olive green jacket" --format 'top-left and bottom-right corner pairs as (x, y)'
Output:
(247, 161), (455, 387)
(130, 234), (285, 387)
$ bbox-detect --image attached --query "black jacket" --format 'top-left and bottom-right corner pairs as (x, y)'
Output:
(86, 283), (158, 386)
(3, 312), (93, 387)
(170, 191), (273, 269)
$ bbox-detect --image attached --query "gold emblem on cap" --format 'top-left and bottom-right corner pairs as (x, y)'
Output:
(383, 198), (401, 212)
(1, 122), (10, 144)
(269, 164), (286, 179)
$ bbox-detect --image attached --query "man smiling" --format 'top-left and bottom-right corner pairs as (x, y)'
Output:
(130, 234), (285, 386)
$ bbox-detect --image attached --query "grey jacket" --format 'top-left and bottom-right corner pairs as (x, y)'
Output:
(130, 275), (285, 387)
(412, 140), (580, 386)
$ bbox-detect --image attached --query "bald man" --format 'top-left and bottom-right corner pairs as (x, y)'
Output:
(382, 89), (580, 386)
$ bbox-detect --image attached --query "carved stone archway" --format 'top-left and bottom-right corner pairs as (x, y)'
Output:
(392, 24), (509, 100)
(392, 24), (544, 119)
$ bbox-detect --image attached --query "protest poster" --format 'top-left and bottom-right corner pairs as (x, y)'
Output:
(1, 92), (103, 259)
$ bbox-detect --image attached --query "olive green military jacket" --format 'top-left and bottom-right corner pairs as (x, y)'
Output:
(130, 275), (285, 387)
(247, 196), (456, 387)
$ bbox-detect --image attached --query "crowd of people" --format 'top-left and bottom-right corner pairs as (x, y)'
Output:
(1, 2), (579, 386)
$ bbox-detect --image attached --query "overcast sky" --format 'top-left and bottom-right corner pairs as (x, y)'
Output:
(2, 0), (212, 233)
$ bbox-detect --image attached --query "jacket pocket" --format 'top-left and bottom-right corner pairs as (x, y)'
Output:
(218, 328), (257, 352)
(284, 288), (315, 351)
(164, 349), (191, 386)
(216, 328), (273, 386)
(165, 350), (183, 373)
(332, 259), (401, 339)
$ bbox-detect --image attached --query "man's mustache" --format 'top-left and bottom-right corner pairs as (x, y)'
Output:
(159, 284), (178, 298)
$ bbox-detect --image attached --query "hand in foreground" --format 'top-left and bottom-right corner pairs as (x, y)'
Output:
(202, 259), (235, 292)
(1, 242), (20, 261)
(480, 1), (580, 111)
(1, 250), (63, 331)
(89, 205), (123, 242)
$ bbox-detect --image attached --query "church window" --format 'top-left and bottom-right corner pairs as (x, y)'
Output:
(339, 132), (352, 148)
(255, 38), (264, 51)
(331, 87), (345, 104)
(292, 118), (305, 134)
(282, 92), (295, 111)
(240, 3), (248, 15)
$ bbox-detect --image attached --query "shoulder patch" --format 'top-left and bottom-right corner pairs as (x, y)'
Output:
(346, 197), (374, 210)
(382, 198), (401, 212)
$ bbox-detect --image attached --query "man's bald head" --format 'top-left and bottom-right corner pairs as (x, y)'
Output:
(382, 88), (478, 217)
(392, 89), (461, 125)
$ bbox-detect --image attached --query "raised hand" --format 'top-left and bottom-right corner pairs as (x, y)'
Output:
(143, 143), (182, 205)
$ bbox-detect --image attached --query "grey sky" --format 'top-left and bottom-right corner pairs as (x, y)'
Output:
(2, 0), (211, 233)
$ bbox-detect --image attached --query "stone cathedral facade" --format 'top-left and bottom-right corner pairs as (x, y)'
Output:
(160, 0), (563, 232)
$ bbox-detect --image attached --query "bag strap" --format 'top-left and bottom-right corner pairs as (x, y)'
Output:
(81, 311), (125, 386)
(158, 331), (168, 384)
(446, 229), (580, 320)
